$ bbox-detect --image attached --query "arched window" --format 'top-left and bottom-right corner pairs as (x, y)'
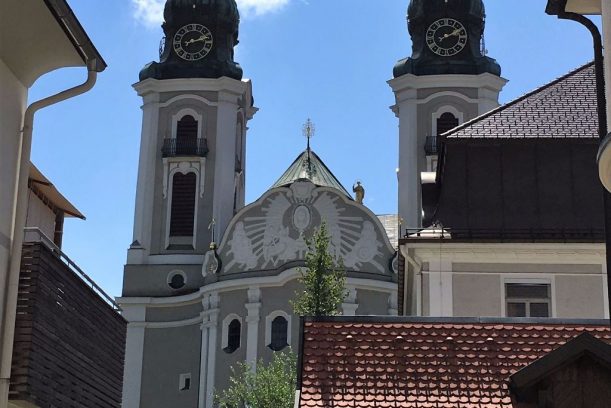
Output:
(170, 172), (197, 237)
(176, 115), (198, 155)
(224, 319), (241, 353)
(436, 112), (459, 136)
(268, 316), (289, 351)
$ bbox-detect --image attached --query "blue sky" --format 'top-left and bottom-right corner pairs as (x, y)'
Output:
(28, 0), (599, 297)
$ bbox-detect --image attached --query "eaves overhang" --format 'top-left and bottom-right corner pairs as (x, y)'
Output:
(546, 0), (602, 15)
(0, 0), (106, 87)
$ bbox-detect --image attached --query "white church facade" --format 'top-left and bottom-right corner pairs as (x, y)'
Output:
(117, 0), (609, 407)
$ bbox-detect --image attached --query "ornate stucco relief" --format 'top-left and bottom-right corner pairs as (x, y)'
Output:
(219, 181), (393, 275)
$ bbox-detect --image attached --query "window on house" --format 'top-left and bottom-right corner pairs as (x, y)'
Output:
(170, 172), (197, 237)
(179, 373), (191, 391)
(176, 115), (198, 155)
(268, 316), (289, 351)
(505, 283), (551, 318)
(224, 319), (241, 353)
(436, 112), (459, 135)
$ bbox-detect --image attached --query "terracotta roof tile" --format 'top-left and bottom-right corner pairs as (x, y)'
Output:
(297, 317), (610, 408)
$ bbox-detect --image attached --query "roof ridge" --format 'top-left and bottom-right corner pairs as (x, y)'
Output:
(442, 61), (595, 137)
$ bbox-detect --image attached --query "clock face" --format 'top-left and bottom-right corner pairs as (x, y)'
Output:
(173, 24), (214, 61)
(426, 18), (468, 57)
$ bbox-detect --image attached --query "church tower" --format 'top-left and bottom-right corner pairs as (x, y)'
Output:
(127, 0), (256, 268)
(389, 0), (506, 230)
(121, 1), (255, 406)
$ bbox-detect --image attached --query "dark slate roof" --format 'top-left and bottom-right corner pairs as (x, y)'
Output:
(270, 149), (352, 197)
(418, 62), (605, 240)
(445, 62), (597, 139)
(297, 317), (611, 408)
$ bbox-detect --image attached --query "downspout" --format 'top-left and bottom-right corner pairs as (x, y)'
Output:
(552, 10), (611, 327)
(399, 245), (423, 316)
(0, 62), (99, 402)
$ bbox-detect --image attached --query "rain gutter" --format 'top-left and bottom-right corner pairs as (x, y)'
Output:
(546, 0), (611, 327)
(0, 1), (106, 403)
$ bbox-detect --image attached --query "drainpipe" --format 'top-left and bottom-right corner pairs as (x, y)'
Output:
(0, 62), (99, 405)
(552, 10), (611, 327)
(399, 245), (423, 316)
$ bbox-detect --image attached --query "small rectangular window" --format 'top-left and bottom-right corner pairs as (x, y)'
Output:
(179, 373), (191, 391)
(505, 283), (551, 318)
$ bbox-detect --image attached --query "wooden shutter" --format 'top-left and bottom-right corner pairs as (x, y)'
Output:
(170, 172), (197, 237)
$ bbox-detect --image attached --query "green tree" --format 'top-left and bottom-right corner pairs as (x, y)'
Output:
(216, 351), (297, 408)
(292, 222), (347, 317)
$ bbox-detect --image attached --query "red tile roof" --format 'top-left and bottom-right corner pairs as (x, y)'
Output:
(297, 317), (611, 408)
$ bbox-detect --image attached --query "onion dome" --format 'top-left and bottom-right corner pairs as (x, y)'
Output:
(140, 0), (243, 81)
(394, 0), (499, 77)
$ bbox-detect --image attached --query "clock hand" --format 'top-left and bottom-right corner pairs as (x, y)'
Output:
(184, 35), (209, 47)
(438, 28), (462, 42)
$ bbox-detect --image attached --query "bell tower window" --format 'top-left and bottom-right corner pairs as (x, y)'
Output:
(176, 115), (198, 155)
(170, 172), (197, 238)
(436, 112), (459, 136)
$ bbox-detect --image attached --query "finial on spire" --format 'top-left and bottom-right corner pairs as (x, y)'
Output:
(303, 118), (315, 151)
(302, 118), (316, 177)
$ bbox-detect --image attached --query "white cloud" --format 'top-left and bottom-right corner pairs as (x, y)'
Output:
(131, 0), (290, 27)
(132, 0), (165, 27)
(238, 0), (290, 17)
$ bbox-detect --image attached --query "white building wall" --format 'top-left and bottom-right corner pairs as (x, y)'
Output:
(0, 59), (27, 284)
(24, 193), (56, 240)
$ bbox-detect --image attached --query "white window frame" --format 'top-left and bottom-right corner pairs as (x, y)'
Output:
(221, 313), (243, 351)
(431, 105), (464, 136)
(171, 108), (203, 140)
(165, 164), (202, 249)
(265, 310), (291, 349)
(501, 276), (556, 318)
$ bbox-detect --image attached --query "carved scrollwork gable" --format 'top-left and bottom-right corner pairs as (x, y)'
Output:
(216, 181), (395, 276)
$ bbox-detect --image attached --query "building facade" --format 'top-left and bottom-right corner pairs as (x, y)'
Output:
(398, 63), (609, 320)
(118, 1), (398, 407)
(0, 1), (106, 404)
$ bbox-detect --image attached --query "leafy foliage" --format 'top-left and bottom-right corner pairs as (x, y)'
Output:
(292, 222), (347, 317)
(216, 351), (297, 408)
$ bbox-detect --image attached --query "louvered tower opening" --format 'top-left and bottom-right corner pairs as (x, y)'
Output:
(170, 172), (197, 237)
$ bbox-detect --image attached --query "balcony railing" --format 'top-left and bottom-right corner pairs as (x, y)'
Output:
(424, 136), (440, 156)
(162, 138), (209, 158)
(23, 227), (121, 311)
